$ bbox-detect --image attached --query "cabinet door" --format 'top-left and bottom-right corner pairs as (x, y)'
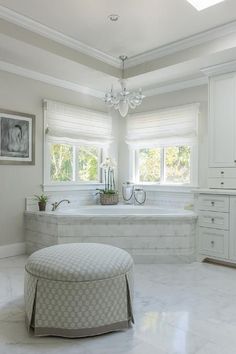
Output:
(198, 211), (229, 230)
(198, 194), (229, 212)
(209, 74), (236, 167)
(199, 227), (229, 259)
(229, 196), (236, 261)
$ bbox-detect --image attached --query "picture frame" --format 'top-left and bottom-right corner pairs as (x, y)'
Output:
(0, 108), (35, 165)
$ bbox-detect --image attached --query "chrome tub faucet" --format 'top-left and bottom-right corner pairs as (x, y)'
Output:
(51, 199), (70, 211)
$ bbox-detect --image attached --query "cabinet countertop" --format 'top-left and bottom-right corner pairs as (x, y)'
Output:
(193, 188), (236, 195)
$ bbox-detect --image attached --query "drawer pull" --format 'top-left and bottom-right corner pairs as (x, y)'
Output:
(211, 240), (215, 247)
(221, 182), (224, 185)
(234, 160), (236, 163)
(211, 218), (215, 223)
(211, 201), (215, 206)
(221, 171), (224, 174)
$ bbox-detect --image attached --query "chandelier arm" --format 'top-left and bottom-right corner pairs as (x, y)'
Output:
(104, 55), (144, 117)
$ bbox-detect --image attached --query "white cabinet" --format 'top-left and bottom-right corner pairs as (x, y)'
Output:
(199, 228), (228, 259)
(198, 211), (229, 230)
(208, 178), (236, 189)
(229, 196), (236, 261)
(198, 194), (229, 212)
(208, 168), (236, 189)
(209, 74), (236, 168)
(197, 192), (236, 263)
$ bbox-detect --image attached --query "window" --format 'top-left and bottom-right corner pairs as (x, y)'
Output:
(50, 143), (73, 182)
(50, 143), (100, 183)
(77, 145), (99, 182)
(139, 147), (161, 183)
(127, 104), (199, 187)
(165, 146), (191, 184)
(137, 145), (191, 185)
(43, 100), (112, 189)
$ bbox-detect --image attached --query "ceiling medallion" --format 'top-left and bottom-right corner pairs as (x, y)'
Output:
(104, 55), (145, 117)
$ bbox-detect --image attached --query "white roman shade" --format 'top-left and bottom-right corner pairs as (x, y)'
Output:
(44, 100), (112, 145)
(126, 103), (199, 147)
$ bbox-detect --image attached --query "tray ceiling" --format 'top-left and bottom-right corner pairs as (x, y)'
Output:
(0, 0), (235, 58)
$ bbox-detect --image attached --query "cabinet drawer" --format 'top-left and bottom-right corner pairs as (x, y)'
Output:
(208, 178), (236, 189)
(199, 227), (228, 259)
(199, 211), (229, 230)
(209, 168), (236, 179)
(198, 194), (229, 212)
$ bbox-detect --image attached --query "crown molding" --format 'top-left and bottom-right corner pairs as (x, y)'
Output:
(1, 5), (236, 73)
(201, 60), (236, 76)
(143, 77), (208, 97)
(0, 5), (120, 68)
(0, 60), (104, 98)
(126, 20), (236, 68)
(0, 59), (208, 100)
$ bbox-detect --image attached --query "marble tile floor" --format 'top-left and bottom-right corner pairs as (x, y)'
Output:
(0, 256), (236, 354)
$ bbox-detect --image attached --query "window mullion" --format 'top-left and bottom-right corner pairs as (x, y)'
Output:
(99, 148), (102, 183)
(135, 150), (140, 184)
(73, 145), (77, 182)
(160, 148), (165, 184)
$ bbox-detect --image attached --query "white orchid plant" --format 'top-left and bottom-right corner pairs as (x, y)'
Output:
(96, 157), (118, 195)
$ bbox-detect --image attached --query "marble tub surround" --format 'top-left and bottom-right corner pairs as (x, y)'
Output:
(24, 207), (197, 263)
(143, 188), (194, 210)
(2, 256), (236, 354)
(25, 190), (98, 212)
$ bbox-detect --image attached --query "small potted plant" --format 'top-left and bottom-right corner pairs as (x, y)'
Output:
(97, 157), (119, 205)
(34, 194), (49, 211)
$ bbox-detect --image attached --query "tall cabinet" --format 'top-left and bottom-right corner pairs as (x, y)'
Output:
(197, 68), (236, 263)
(208, 73), (236, 189)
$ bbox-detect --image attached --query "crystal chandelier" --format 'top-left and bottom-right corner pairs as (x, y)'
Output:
(104, 55), (145, 117)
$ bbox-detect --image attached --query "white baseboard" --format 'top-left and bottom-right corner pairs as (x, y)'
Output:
(0, 242), (26, 259)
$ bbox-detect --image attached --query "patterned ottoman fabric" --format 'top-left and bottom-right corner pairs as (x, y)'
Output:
(24, 243), (134, 338)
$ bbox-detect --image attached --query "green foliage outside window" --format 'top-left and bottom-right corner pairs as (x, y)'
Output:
(165, 146), (191, 184)
(138, 145), (191, 184)
(50, 144), (73, 182)
(139, 148), (161, 182)
(77, 146), (98, 182)
(50, 143), (99, 183)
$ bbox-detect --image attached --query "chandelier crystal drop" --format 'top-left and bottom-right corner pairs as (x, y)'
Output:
(104, 55), (145, 117)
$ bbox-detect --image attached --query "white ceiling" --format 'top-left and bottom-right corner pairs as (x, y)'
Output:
(0, 1), (236, 101)
(0, 0), (235, 58)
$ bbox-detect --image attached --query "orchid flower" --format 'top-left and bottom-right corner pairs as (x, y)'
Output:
(100, 157), (117, 170)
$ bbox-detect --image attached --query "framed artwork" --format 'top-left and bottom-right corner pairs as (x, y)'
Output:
(0, 109), (35, 165)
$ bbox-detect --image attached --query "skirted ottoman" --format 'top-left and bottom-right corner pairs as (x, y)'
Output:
(24, 243), (134, 338)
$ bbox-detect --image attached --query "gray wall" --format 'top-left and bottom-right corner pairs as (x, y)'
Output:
(0, 70), (109, 247)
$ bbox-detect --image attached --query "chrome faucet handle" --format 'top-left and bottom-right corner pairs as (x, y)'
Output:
(51, 202), (58, 211)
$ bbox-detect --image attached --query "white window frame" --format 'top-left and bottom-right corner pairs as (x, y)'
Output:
(129, 142), (198, 189)
(43, 136), (107, 192)
(126, 103), (199, 192)
(43, 99), (112, 192)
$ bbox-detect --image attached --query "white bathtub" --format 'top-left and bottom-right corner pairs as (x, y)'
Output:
(55, 204), (195, 217)
(25, 205), (197, 263)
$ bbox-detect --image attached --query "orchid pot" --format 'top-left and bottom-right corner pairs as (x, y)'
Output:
(97, 157), (119, 205)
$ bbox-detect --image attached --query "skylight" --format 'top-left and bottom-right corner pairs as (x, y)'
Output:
(186, 0), (225, 11)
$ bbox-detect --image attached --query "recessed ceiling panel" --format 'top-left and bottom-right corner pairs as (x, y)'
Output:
(0, 0), (235, 58)
(186, 0), (225, 11)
